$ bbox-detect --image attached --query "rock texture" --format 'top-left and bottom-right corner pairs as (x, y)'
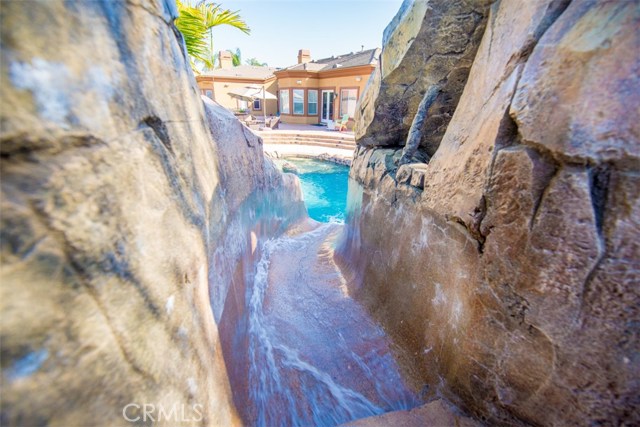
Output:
(341, 0), (640, 425)
(0, 1), (304, 426)
(355, 0), (491, 159)
(342, 399), (482, 427)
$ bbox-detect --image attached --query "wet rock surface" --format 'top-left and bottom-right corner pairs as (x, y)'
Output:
(281, 161), (299, 174)
(0, 1), (304, 425)
(224, 220), (420, 426)
(342, 399), (483, 427)
(2, 0), (638, 426)
(344, 0), (640, 425)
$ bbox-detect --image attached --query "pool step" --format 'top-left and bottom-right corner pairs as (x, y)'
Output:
(257, 132), (356, 148)
(283, 141), (356, 150)
(261, 139), (356, 149)
(259, 134), (355, 143)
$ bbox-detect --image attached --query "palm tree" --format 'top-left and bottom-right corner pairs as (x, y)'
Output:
(175, 0), (250, 72)
(246, 58), (267, 66)
(206, 48), (240, 70)
(231, 48), (242, 66)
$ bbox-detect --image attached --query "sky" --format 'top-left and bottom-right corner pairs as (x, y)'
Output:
(208, 0), (404, 68)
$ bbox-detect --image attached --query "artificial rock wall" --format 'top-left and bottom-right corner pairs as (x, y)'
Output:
(341, 0), (640, 425)
(0, 1), (304, 425)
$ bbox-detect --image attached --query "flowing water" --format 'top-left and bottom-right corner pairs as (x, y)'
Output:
(218, 158), (420, 426)
(246, 221), (418, 426)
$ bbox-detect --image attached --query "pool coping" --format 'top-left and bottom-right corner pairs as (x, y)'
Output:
(263, 143), (354, 166)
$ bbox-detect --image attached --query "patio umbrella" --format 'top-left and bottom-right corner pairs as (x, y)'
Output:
(228, 85), (277, 124)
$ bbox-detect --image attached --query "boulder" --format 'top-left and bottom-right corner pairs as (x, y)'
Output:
(420, 0), (573, 221)
(282, 161), (299, 174)
(355, 0), (491, 157)
(0, 1), (304, 425)
(510, 0), (640, 168)
(341, 0), (640, 425)
(342, 399), (482, 427)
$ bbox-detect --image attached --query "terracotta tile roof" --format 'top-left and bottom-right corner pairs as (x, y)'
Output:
(280, 48), (380, 72)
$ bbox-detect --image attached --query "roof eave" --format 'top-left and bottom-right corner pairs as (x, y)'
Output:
(317, 64), (376, 78)
(273, 69), (320, 78)
(274, 63), (374, 78)
(206, 75), (276, 83)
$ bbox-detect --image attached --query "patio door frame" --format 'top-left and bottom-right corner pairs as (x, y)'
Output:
(320, 90), (334, 124)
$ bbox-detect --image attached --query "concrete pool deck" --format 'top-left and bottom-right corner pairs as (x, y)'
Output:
(258, 124), (356, 165)
(267, 123), (355, 135)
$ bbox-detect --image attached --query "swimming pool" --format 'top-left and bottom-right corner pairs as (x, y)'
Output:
(276, 157), (349, 223)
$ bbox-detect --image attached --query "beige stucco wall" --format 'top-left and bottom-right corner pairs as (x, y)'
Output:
(276, 68), (373, 126)
(196, 67), (374, 125)
(196, 76), (214, 98)
(196, 77), (278, 117)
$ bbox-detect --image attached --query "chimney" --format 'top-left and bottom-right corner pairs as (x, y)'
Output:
(297, 49), (311, 64)
(219, 50), (233, 69)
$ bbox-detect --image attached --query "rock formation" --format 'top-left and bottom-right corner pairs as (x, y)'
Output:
(355, 0), (491, 159)
(2, 0), (639, 425)
(340, 0), (640, 425)
(344, 399), (482, 427)
(0, 1), (304, 425)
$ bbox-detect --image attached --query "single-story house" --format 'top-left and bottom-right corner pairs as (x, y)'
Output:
(196, 51), (278, 116)
(196, 48), (380, 127)
(274, 48), (380, 126)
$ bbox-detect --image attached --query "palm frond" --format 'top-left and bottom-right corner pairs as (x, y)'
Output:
(196, 1), (250, 34)
(175, 0), (250, 72)
(232, 48), (241, 66)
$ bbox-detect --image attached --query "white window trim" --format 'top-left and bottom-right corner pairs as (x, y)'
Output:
(293, 89), (305, 115)
(307, 89), (318, 116)
(280, 89), (290, 114)
(253, 99), (261, 110)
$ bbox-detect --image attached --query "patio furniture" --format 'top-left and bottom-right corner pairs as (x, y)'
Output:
(335, 114), (350, 132)
(267, 116), (280, 129)
(228, 85), (277, 124)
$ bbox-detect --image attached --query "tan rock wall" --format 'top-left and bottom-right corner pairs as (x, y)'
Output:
(342, 0), (640, 425)
(0, 1), (304, 425)
(355, 0), (491, 157)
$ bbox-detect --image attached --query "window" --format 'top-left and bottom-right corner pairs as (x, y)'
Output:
(237, 99), (248, 111)
(280, 90), (290, 114)
(307, 90), (318, 115)
(253, 99), (261, 110)
(205, 90), (213, 99)
(340, 88), (358, 117)
(293, 89), (304, 115)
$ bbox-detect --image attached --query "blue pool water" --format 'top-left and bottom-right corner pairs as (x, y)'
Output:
(278, 158), (349, 223)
